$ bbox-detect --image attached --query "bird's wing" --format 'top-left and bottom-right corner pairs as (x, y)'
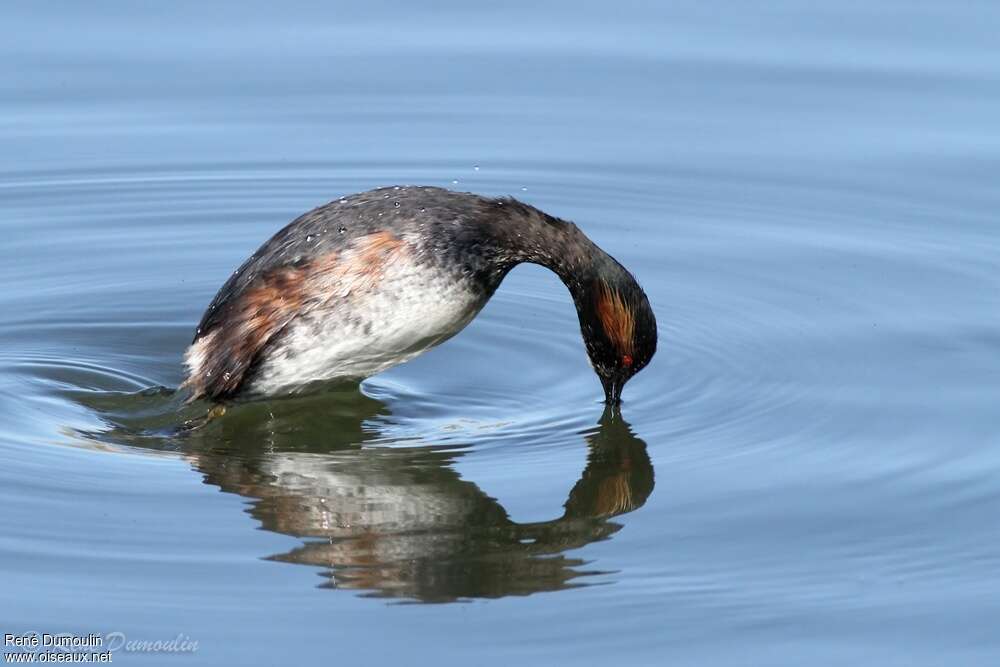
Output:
(183, 260), (314, 400)
(184, 230), (407, 400)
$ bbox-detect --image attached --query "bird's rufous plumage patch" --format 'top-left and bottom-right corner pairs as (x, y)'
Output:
(593, 472), (636, 517)
(594, 280), (635, 358)
(184, 231), (407, 400)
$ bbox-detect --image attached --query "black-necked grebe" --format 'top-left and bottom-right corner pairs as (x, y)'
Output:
(183, 186), (656, 405)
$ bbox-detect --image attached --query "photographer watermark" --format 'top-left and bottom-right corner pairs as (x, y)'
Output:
(4, 632), (198, 662)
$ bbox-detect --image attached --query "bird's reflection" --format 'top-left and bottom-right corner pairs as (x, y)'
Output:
(77, 386), (654, 603)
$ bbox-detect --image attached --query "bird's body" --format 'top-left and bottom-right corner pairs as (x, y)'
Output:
(242, 246), (485, 396)
(183, 186), (656, 404)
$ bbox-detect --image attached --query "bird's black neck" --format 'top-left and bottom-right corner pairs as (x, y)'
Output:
(491, 200), (628, 308)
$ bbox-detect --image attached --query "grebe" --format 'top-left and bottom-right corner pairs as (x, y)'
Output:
(183, 186), (656, 405)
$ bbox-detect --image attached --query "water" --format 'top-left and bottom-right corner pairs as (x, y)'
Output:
(3, 1), (1000, 664)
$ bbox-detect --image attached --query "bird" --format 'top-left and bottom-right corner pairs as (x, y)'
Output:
(182, 186), (656, 406)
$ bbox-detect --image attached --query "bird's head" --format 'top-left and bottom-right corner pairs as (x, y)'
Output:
(579, 270), (657, 406)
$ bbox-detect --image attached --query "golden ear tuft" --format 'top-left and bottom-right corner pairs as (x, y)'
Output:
(594, 281), (635, 357)
(594, 473), (635, 516)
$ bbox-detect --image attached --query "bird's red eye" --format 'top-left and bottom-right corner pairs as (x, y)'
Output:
(622, 354), (633, 368)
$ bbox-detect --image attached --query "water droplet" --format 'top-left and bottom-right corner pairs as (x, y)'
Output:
(339, 197), (346, 203)
(306, 235), (313, 242)
(223, 372), (231, 381)
(419, 208), (426, 212)
(452, 180), (459, 185)
(383, 194), (390, 198)
(338, 225), (346, 233)
(394, 201), (400, 208)
(521, 186), (528, 191)
(473, 165), (480, 171)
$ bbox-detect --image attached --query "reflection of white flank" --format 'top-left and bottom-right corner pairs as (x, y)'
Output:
(252, 452), (491, 536)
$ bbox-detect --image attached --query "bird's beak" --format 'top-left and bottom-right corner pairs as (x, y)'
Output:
(600, 374), (624, 407)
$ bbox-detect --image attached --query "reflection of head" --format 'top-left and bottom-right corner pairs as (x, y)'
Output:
(563, 410), (655, 519)
(78, 388), (655, 603)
